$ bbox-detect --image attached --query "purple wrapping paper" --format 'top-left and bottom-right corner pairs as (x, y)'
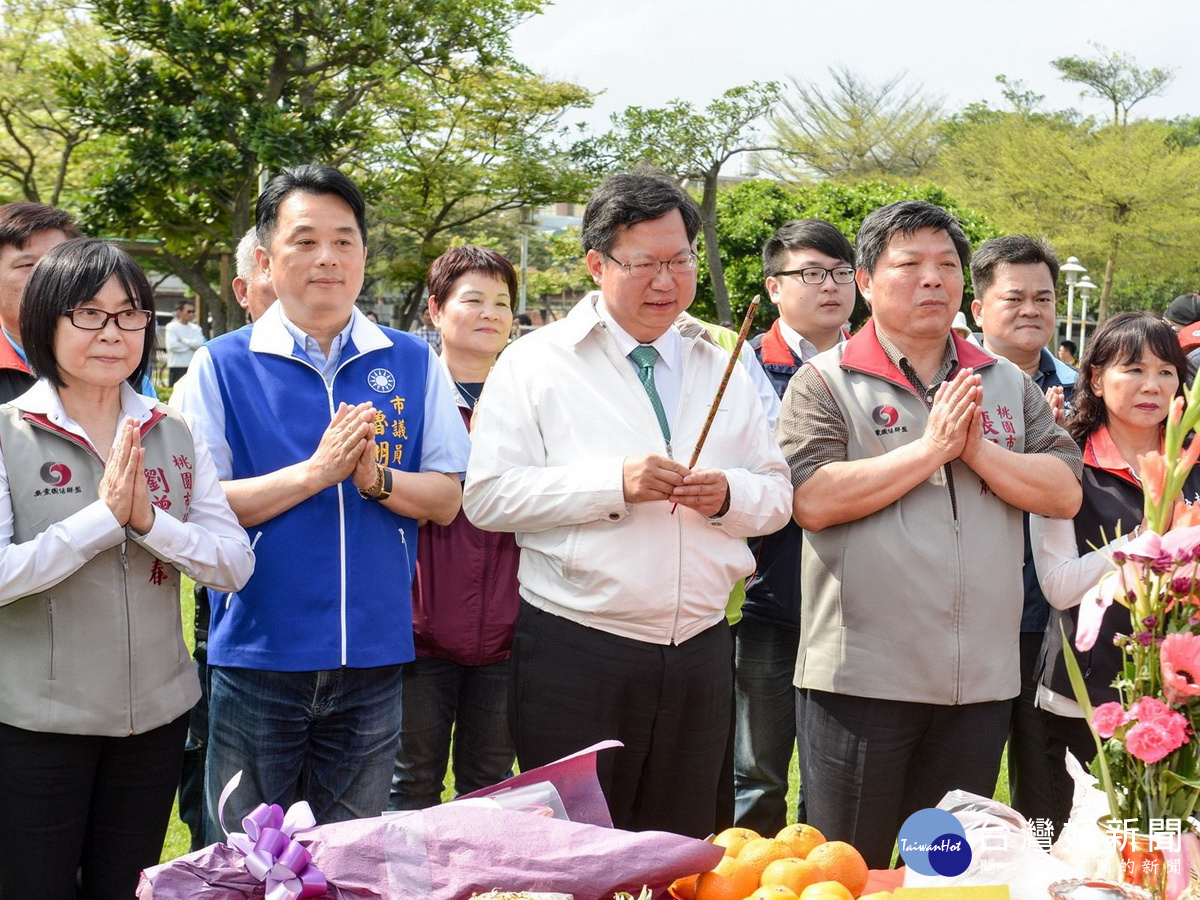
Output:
(139, 741), (723, 900)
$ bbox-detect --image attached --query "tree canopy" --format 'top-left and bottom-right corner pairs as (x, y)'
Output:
(937, 112), (1200, 321)
(770, 66), (944, 182)
(0, 0), (111, 206)
(1052, 43), (1175, 126)
(58, 0), (545, 332)
(362, 62), (594, 326)
(690, 178), (998, 329)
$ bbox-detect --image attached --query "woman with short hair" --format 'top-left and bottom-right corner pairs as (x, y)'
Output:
(0, 237), (253, 899)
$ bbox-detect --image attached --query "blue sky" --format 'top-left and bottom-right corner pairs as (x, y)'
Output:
(511, 0), (1200, 133)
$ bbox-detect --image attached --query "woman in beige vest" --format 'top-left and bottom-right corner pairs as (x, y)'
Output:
(0, 238), (253, 900)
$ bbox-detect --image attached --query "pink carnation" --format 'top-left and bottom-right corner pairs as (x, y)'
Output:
(1130, 697), (1173, 722)
(1093, 702), (1130, 738)
(1125, 719), (1189, 763)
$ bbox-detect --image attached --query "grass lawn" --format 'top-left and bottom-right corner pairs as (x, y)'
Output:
(159, 581), (1013, 862)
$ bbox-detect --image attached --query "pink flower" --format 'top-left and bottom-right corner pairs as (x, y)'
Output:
(1162, 525), (1200, 564)
(1093, 702), (1130, 738)
(1162, 632), (1200, 705)
(1130, 696), (1172, 722)
(1125, 719), (1188, 763)
(1162, 711), (1190, 747)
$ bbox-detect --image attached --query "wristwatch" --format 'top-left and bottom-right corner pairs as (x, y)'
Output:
(358, 465), (393, 501)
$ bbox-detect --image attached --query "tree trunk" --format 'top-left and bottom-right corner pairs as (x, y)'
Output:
(398, 282), (427, 331)
(700, 169), (732, 326)
(160, 250), (222, 331)
(1098, 235), (1120, 325)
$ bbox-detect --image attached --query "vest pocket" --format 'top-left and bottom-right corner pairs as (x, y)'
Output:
(45, 596), (56, 680)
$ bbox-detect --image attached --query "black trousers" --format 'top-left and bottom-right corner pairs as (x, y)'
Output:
(1007, 632), (1059, 824)
(509, 602), (732, 838)
(1044, 711), (1096, 837)
(0, 714), (188, 900)
(796, 688), (1011, 869)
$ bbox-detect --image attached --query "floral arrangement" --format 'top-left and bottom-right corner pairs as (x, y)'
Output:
(1066, 385), (1200, 833)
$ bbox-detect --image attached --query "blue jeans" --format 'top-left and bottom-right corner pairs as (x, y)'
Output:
(204, 664), (403, 844)
(733, 619), (803, 833)
(388, 657), (514, 810)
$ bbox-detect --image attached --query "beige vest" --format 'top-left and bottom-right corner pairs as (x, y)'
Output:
(797, 345), (1027, 704)
(0, 404), (200, 735)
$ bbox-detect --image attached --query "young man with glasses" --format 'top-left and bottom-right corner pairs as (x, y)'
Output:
(734, 220), (856, 834)
(752, 220), (856, 397)
(464, 170), (791, 839)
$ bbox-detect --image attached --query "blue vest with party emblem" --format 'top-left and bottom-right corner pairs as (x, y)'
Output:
(204, 322), (428, 671)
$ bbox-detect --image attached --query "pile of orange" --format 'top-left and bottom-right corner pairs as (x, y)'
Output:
(669, 824), (883, 900)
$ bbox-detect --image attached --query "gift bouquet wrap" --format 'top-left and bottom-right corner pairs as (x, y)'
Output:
(139, 741), (724, 900)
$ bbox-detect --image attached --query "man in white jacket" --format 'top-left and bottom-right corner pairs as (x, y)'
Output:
(165, 299), (205, 384)
(464, 171), (791, 838)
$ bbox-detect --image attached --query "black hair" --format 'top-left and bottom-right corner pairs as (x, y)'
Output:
(856, 200), (970, 276)
(762, 219), (854, 276)
(969, 235), (1060, 298)
(0, 201), (81, 252)
(21, 237), (156, 389)
(580, 169), (701, 256)
(255, 164), (367, 250)
(1065, 311), (1188, 444)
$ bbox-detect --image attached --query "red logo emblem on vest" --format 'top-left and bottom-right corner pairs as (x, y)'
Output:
(39, 462), (71, 487)
(872, 405), (900, 428)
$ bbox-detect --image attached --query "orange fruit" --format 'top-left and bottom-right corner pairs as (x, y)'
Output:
(858, 893), (892, 900)
(695, 856), (758, 900)
(712, 826), (761, 858)
(737, 838), (795, 881)
(805, 843), (869, 898)
(749, 887), (800, 900)
(668, 873), (700, 900)
(776, 823), (827, 859)
(761, 858), (824, 895)
(800, 881), (856, 900)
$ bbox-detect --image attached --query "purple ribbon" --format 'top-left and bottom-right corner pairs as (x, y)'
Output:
(218, 771), (328, 900)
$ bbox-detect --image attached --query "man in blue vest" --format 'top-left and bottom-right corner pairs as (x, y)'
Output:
(736, 219), (855, 833)
(177, 165), (470, 838)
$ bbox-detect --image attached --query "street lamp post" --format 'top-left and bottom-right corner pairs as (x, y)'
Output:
(1061, 256), (1087, 343)
(518, 207), (536, 316)
(1076, 276), (1098, 355)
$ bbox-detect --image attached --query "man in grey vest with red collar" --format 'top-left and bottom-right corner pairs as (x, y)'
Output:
(775, 201), (1082, 868)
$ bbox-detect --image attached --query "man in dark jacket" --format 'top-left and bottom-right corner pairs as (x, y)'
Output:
(969, 234), (1076, 841)
(0, 203), (80, 402)
(736, 219), (855, 833)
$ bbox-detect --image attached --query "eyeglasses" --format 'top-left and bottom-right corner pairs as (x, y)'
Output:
(774, 266), (856, 285)
(64, 307), (154, 331)
(606, 253), (698, 279)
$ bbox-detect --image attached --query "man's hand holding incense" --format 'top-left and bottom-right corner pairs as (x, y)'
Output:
(670, 468), (730, 518)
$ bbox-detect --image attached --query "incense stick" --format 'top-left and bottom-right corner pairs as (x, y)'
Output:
(687, 296), (760, 469)
(670, 296), (760, 515)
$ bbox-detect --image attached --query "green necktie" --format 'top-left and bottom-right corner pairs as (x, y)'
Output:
(629, 344), (671, 442)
